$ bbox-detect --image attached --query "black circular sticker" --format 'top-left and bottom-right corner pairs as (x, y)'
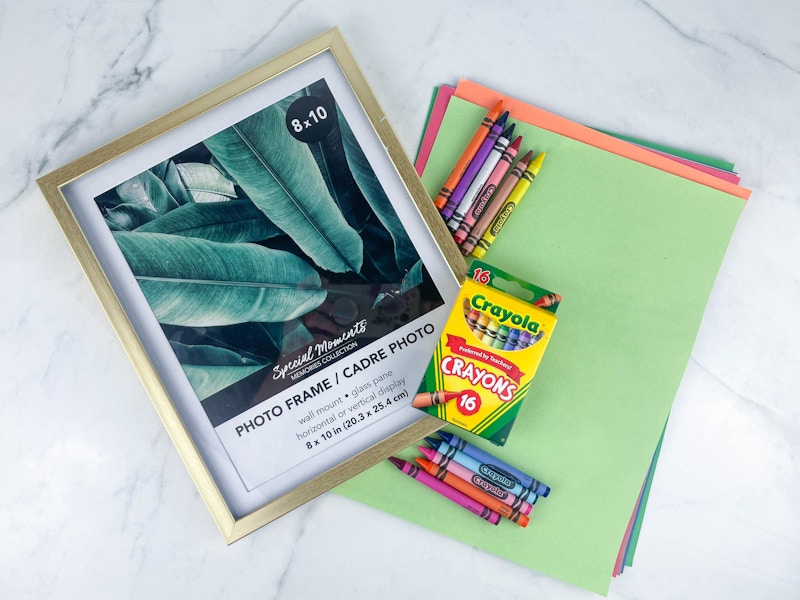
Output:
(285, 95), (336, 143)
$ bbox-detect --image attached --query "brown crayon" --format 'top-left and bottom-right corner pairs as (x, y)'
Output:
(415, 457), (529, 527)
(412, 390), (461, 408)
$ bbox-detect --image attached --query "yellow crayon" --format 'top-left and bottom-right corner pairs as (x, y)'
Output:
(471, 152), (545, 260)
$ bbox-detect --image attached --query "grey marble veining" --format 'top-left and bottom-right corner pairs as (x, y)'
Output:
(1, 1), (799, 598)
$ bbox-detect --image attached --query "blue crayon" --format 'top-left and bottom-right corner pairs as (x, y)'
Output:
(436, 431), (550, 497)
(502, 328), (520, 351)
(424, 437), (539, 503)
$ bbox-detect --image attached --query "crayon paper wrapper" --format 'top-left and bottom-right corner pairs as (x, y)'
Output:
(416, 265), (557, 445)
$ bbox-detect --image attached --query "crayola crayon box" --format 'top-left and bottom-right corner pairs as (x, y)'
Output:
(413, 260), (560, 445)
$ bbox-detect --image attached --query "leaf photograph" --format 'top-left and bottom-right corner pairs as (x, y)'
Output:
(93, 78), (444, 427)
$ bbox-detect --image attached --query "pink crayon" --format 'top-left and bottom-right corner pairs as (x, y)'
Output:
(453, 135), (522, 245)
(388, 457), (500, 525)
(418, 446), (534, 515)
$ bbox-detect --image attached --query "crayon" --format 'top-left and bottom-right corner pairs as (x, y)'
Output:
(433, 100), (503, 211)
(482, 318), (500, 346)
(415, 457), (530, 527)
(493, 324), (510, 349)
(412, 390), (461, 408)
(453, 135), (522, 245)
(472, 152), (545, 259)
(516, 330), (532, 349)
(436, 431), (550, 497)
(473, 312), (489, 340)
(502, 328), (520, 351)
(440, 111), (509, 220)
(388, 457), (501, 525)
(462, 296), (472, 316)
(465, 308), (481, 331)
(446, 124), (516, 233)
(424, 437), (538, 502)
(419, 446), (535, 514)
(534, 293), (563, 308)
(460, 150), (533, 256)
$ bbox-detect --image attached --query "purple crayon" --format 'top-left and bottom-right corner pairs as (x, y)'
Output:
(440, 111), (509, 220)
(388, 457), (500, 525)
(436, 431), (550, 497)
(516, 330), (532, 349)
(419, 446), (534, 515)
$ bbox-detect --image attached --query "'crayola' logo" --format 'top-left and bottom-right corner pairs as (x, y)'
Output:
(489, 202), (516, 236)
(471, 474), (509, 498)
(471, 293), (541, 334)
(478, 464), (517, 489)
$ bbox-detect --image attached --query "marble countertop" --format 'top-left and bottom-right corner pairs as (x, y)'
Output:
(2, 1), (798, 598)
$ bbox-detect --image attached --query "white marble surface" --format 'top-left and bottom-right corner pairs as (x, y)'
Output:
(1, 1), (799, 598)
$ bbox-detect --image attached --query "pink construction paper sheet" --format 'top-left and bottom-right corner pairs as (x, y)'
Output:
(414, 85), (455, 176)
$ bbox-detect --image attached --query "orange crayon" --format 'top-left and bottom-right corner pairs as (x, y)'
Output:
(473, 312), (490, 340)
(412, 390), (461, 408)
(433, 100), (503, 210)
(415, 457), (529, 527)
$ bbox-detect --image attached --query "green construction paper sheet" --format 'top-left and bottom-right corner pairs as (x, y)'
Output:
(335, 96), (745, 595)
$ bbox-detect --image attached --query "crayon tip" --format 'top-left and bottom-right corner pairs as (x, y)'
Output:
(436, 430), (453, 443)
(423, 436), (439, 448)
(490, 99), (503, 114)
(388, 456), (404, 469)
(509, 136), (522, 151)
(418, 446), (436, 460)
(518, 149), (534, 165)
(414, 457), (433, 470)
(495, 111), (509, 128)
(501, 123), (515, 140)
(529, 152), (546, 175)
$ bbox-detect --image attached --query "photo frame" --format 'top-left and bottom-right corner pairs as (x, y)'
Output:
(37, 28), (466, 543)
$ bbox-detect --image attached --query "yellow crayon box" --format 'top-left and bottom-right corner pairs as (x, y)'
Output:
(413, 261), (560, 445)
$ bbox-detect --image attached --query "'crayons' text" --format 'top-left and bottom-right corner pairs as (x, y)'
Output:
(440, 356), (516, 401)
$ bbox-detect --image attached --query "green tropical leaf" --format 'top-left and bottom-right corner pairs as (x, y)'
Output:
(337, 106), (419, 272)
(162, 321), (283, 365)
(182, 364), (266, 401)
(169, 340), (262, 367)
(116, 170), (180, 214)
(135, 199), (282, 242)
(113, 231), (326, 326)
(163, 161), (193, 205)
(171, 162), (237, 203)
(104, 203), (159, 230)
(204, 104), (364, 274)
(400, 259), (425, 293)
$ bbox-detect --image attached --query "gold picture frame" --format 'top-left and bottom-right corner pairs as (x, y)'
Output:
(37, 28), (466, 543)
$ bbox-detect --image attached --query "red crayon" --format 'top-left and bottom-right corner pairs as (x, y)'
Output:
(412, 390), (460, 408)
(433, 100), (503, 210)
(415, 457), (530, 527)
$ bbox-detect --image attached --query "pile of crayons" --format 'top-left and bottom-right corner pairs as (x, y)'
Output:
(433, 101), (545, 258)
(388, 431), (550, 527)
(462, 294), (560, 351)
